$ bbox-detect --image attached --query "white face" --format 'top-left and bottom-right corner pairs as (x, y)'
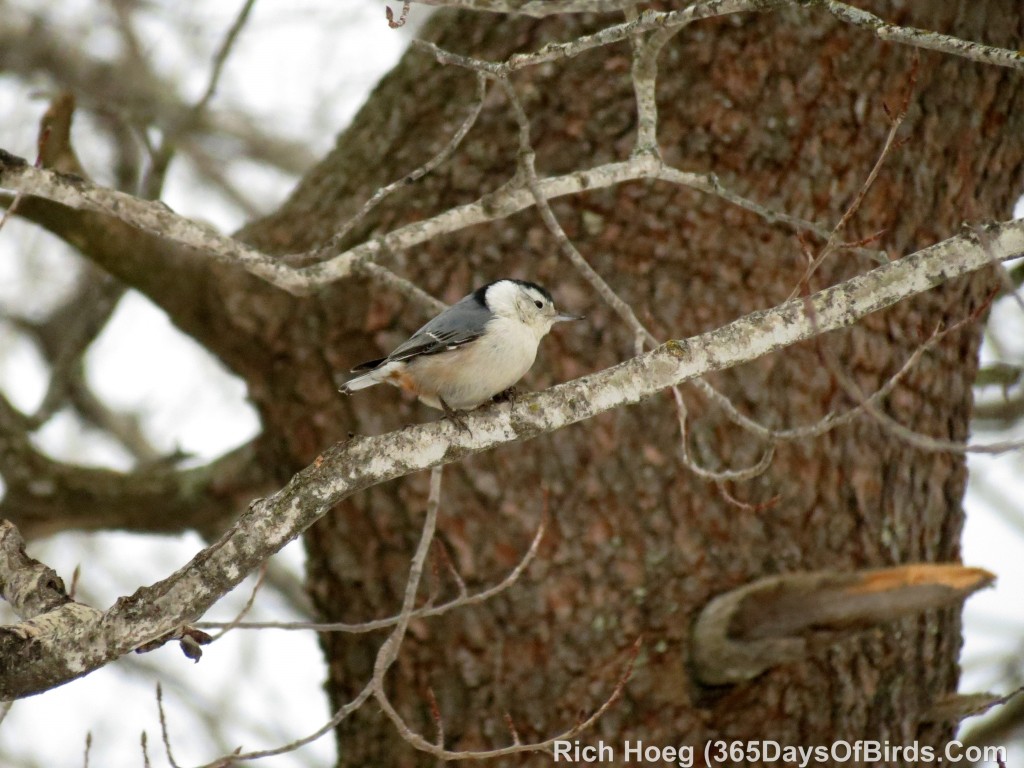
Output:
(486, 280), (561, 331)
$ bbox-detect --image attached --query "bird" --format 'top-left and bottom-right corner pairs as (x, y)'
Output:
(339, 279), (581, 424)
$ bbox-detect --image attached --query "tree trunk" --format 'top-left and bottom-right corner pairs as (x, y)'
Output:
(51, 2), (1019, 765)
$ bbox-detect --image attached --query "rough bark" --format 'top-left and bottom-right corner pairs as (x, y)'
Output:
(235, 3), (1023, 764)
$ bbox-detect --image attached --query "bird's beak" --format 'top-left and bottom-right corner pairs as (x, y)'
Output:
(555, 312), (584, 323)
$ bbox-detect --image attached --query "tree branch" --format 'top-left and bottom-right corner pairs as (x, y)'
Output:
(0, 150), (830, 299)
(1, 217), (1019, 699)
(0, 520), (72, 619)
(414, 0), (1024, 76)
(0, 391), (269, 539)
(808, 0), (1024, 71)
(410, 0), (638, 15)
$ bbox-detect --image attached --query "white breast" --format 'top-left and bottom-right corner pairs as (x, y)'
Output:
(406, 316), (541, 410)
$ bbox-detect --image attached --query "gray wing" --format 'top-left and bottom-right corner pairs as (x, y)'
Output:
(384, 293), (491, 363)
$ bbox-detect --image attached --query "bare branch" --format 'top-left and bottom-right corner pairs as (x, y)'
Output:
(809, 0), (1024, 72)
(1, 216), (1019, 699)
(410, 0), (639, 15)
(196, 514), (546, 634)
(155, 684), (182, 768)
(192, 680), (375, 765)
(787, 54), (916, 300)
(10, 265), (128, 432)
(372, 632), (641, 761)
(141, 0), (260, 199)
(499, 78), (652, 352)
(770, 318), (960, 440)
(372, 487), (638, 762)
(627, 7), (684, 158)
(0, 519), (72, 619)
(1, 150), (835, 299)
(807, 293), (1024, 454)
(193, 0), (259, 119)
(0, 392), (269, 539)
(412, 0), (776, 76)
(310, 71), (489, 264)
(373, 465), (444, 686)
(415, 0), (1024, 76)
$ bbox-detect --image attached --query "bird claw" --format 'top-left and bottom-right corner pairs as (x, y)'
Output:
(492, 385), (521, 405)
(439, 398), (471, 433)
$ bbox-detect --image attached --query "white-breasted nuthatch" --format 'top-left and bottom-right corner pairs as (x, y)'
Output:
(339, 279), (581, 418)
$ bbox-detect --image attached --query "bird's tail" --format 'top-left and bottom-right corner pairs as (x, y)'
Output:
(338, 372), (379, 394)
(338, 359), (396, 395)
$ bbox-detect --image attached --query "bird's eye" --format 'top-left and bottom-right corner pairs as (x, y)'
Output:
(534, 300), (543, 309)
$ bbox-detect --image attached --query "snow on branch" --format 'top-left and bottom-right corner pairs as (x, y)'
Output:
(2, 217), (1021, 700)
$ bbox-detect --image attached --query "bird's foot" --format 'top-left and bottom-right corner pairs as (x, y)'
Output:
(492, 385), (521, 405)
(439, 397), (471, 433)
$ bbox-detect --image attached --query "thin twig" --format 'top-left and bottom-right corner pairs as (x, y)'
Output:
(787, 54), (917, 300)
(142, 0), (258, 198)
(374, 465), (445, 683)
(414, 0), (1024, 76)
(373, 634), (641, 761)
(197, 515), (546, 634)
(312, 72), (489, 262)
(501, 75), (779, 481)
(370, 465), (639, 761)
(426, 686), (445, 752)
(191, 681), (375, 766)
(208, 564), (266, 641)
(194, 0), (259, 117)
(0, 153), (839, 302)
(805, 291), (1024, 454)
(386, 1), (412, 28)
(669, 385), (776, 483)
(499, 77), (652, 353)
(156, 683), (182, 768)
(82, 732), (92, 768)
(811, 0), (1024, 72)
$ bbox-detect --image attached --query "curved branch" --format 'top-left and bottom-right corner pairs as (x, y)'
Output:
(0, 392), (269, 539)
(0, 217), (1019, 699)
(0, 150), (829, 298)
(0, 520), (72, 619)
(410, 0), (638, 15)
